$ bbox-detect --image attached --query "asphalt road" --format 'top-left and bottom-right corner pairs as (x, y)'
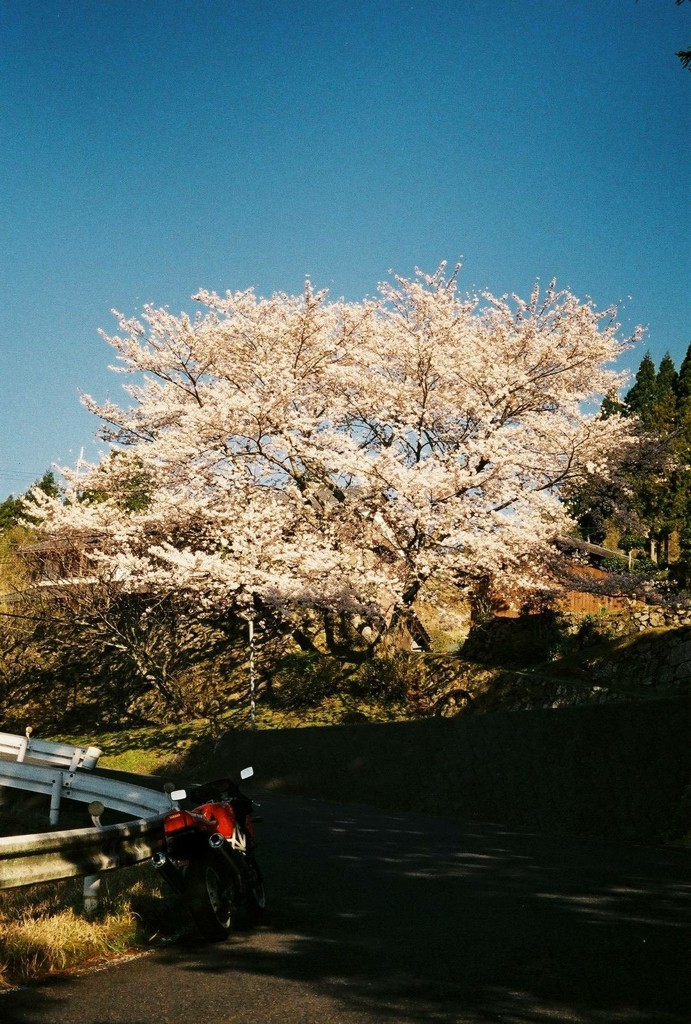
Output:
(2, 793), (690, 1024)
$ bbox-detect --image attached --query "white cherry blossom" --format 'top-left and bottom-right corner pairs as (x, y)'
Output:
(33, 265), (638, 644)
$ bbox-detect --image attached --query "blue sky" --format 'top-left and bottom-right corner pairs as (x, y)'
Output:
(1, 0), (689, 498)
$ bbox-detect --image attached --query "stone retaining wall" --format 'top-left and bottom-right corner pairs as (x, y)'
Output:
(583, 625), (691, 691)
(626, 601), (691, 630)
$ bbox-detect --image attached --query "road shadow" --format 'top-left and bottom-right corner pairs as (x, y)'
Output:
(153, 796), (691, 1023)
(2, 795), (690, 1023)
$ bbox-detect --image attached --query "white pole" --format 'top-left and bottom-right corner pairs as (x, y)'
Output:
(249, 617), (256, 728)
(49, 773), (62, 826)
(17, 726), (32, 763)
(83, 801), (105, 916)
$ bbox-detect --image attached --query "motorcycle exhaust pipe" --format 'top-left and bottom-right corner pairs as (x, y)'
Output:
(151, 851), (186, 894)
(209, 831), (248, 855)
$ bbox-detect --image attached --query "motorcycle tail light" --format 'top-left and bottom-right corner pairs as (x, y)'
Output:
(163, 809), (199, 835)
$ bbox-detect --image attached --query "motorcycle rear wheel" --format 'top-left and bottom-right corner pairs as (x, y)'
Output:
(246, 855), (266, 917)
(186, 858), (237, 942)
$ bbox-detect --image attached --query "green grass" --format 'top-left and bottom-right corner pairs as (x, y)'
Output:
(53, 693), (411, 775)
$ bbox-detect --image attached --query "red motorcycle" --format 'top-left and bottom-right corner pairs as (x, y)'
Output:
(152, 769), (265, 941)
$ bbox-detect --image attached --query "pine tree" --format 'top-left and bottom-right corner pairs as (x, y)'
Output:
(676, 342), (691, 406)
(653, 353), (679, 431)
(0, 472), (61, 533)
(577, 348), (691, 570)
(600, 390), (625, 420)
(670, 344), (691, 573)
(0, 495), (23, 534)
(625, 352), (658, 426)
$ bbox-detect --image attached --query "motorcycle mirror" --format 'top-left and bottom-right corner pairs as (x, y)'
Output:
(169, 788), (187, 802)
(240, 767), (254, 780)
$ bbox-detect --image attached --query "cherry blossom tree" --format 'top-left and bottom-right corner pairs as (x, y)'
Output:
(32, 264), (639, 653)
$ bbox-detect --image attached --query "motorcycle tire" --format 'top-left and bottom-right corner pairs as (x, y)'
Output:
(246, 855), (267, 918)
(186, 856), (238, 942)
(225, 855), (266, 931)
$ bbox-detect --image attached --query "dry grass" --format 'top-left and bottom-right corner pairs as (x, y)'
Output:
(0, 867), (181, 989)
(0, 906), (136, 987)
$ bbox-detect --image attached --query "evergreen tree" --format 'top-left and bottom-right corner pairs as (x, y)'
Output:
(0, 495), (23, 534)
(653, 353), (679, 431)
(600, 390), (625, 420)
(625, 352), (658, 426)
(670, 344), (691, 570)
(0, 472), (61, 533)
(572, 347), (691, 571)
(676, 342), (691, 406)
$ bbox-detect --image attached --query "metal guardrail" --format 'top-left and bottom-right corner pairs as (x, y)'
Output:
(0, 816), (165, 889)
(0, 732), (172, 905)
(0, 728), (101, 770)
(0, 758), (171, 827)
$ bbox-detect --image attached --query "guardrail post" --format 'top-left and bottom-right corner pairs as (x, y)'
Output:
(17, 727), (32, 763)
(82, 801), (105, 917)
(49, 773), (63, 826)
(83, 746), (102, 769)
